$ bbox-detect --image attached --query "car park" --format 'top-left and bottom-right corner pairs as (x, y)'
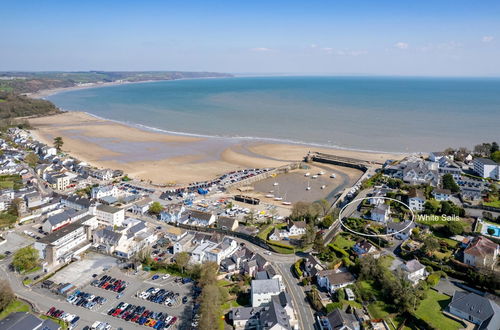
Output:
(91, 275), (128, 293)
(66, 290), (107, 310)
(108, 302), (177, 329)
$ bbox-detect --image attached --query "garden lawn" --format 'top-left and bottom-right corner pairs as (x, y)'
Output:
(0, 300), (30, 319)
(483, 200), (500, 208)
(332, 235), (356, 249)
(414, 290), (462, 330)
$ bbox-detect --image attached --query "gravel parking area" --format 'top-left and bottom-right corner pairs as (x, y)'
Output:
(0, 231), (35, 254)
(50, 253), (117, 288)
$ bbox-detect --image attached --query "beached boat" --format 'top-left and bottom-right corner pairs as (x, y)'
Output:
(312, 175), (318, 179)
(321, 185), (326, 189)
(273, 182), (279, 186)
(306, 180), (311, 190)
(304, 172), (310, 177)
(330, 173), (336, 178)
(274, 196), (283, 201)
(319, 171), (325, 175)
(282, 201), (292, 205)
(265, 194), (274, 198)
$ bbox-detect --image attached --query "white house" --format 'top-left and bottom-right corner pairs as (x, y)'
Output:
(370, 204), (390, 222)
(91, 185), (119, 200)
(251, 279), (282, 307)
(35, 218), (93, 271)
(159, 205), (185, 223)
(432, 188), (451, 201)
(386, 220), (415, 240)
(316, 270), (355, 293)
(130, 198), (153, 215)
(429, 151), (448, 162)
(447, 292), (500, 329)
(399, 259), (427, 284)
(408, 188), (425, 212)
(91, 204), (125, 227)
(287, 220), (306, 236)
(464, 236), (499, 270)
(42, 209), (89, 233)
(473, 158), (499, 180)
(188, 210), (216, 226)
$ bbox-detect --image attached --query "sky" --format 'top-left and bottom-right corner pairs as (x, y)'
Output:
(1, 0), (500, 76)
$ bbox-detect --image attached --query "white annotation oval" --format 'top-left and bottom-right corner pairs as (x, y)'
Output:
(338, 196), (415, 238)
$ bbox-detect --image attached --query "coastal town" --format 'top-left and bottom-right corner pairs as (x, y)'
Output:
(0, 124), (499, 330)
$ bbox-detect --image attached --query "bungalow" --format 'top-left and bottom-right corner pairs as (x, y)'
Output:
(464, 236), (499, 270)
(408, 188), (425, 212)
(399, 259), (427, 284)
(370, 204), (390, 222)
(432, 188), (451, 201)
(447, 291), (500, 330)
(217, 216), (239, 231)
(316, 270), (355, 293)
(164, 225), (187, 242)
(386, 220), (415, 240)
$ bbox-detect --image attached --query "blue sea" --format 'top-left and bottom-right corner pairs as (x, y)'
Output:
(47, 76), (500, 153)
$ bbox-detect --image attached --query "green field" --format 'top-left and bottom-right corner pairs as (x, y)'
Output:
(414, 290), (462, 330)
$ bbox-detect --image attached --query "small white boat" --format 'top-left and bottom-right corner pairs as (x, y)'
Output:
(306, 186), (311, 191)
(321, 185), (326, 189)
(304, 172), (310, 177)
(265, 194), (275, 198)
(330, 173), (336, 178)
(282, 201), (292, 205)
(273, 182), (279, 186)
(269, 190), (274, 193)
(319, 171), (325, 175)
(312, 175), (318, 179)
(274, 197), (283, 201)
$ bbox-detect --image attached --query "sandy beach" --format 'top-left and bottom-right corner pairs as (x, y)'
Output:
(28, 111), (406, 185)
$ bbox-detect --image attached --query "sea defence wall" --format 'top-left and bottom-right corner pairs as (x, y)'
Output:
(226, 162), (302, 189)
(304, 151), (374, 170)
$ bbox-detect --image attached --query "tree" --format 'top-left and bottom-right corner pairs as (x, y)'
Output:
(148, 202), (163, 215)
(491, 150), (500, 163)
(424, 200), (440, 215)
(442, 174), (459, 193)
(198, 284), (221, 330)
(422, 236), (439, 254)
(321, 214), (334, 229)
(313, 231), (325, 253)
(474, 143), (492, 157)
(491, 142), (499, 153)
(12, 246), (39, 272)
(199, 261), (219, 288)
(314, 199), (331, 217)
(53, 136), (64, 151)
(244, 209), (256, 225)
(174, 252), (190, 274)
(24, 152), (39, 168)
(444, 221), (464, 236)
(0, 280), (15, 312)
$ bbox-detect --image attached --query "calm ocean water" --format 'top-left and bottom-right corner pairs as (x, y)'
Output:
(47, 76), (500, 152)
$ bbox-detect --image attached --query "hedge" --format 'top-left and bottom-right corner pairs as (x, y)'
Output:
(328, 244), (350, 258)
(266, 241), (295, 250)
(293, 259), (303, 278)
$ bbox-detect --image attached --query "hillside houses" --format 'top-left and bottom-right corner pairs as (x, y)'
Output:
(316, 269), (356, 293)
(385, 157), (439, 186)
(408, 188), (425, 212)
(268, 220), (307, 240)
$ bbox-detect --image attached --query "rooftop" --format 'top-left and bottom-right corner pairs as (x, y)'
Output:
(251, 278), (281, 294)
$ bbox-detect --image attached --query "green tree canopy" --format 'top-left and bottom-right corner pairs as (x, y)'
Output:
(148, 201), (163, 215)
(53, 136), (63, 151)
(441, 174), (459, 193)
(24, 152), (39, 168)
(12, 246), (39, 272)
(174, 252), (190, 274)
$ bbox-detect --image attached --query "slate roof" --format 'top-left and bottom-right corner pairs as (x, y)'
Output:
(325, 308), (358, 330)
(465, 236), (499, 258)
(449, 291), (500, 330)
(252, 279), (281, 294)
(0, 312), (59, 330)
(259, 299), (292, 329)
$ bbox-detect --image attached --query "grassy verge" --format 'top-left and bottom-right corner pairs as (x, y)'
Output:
(0, 299), (30, 319)
(414, 290), (462, 330)
(40, 315), (68, 329)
